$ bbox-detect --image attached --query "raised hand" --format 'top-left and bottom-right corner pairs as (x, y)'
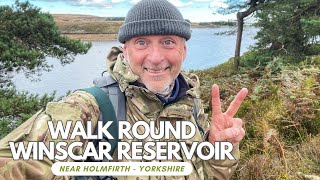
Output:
(209, 84), (248, 145)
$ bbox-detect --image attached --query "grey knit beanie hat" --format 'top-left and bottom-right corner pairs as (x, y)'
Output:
(118, 0), (191, 43)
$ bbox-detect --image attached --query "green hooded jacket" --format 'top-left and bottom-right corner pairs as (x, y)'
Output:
(0, 47), (239, 180)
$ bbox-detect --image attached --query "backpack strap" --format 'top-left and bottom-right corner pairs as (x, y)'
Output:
(81, 87), (118, 156)
(76, 73), (125, 180)
(82, 72), (126, 157)
(93, 73), (126, 121)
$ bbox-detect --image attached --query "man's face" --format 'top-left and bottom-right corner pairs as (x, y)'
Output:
(123, 35), (187, 94)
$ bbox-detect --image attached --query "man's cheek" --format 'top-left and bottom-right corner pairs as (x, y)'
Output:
(172, 47), (185, 59)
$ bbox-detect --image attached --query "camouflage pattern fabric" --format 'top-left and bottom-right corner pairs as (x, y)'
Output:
(0, 90), (100, 180)
(0, 46), (239, 180)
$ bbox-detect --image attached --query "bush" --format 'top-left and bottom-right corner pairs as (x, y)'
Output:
(240, 50), (275, 69)
(0, 88), (58, 139)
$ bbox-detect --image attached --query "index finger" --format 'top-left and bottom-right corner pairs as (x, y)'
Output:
(211, 84), (222, 117)
(225, 88), (248, 117)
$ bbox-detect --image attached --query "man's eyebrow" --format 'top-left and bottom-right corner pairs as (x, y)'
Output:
(132, 37), (148, 41)
(158, 36), (180, 41)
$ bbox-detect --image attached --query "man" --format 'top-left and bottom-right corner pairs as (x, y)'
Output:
(0, 0), (248, 179)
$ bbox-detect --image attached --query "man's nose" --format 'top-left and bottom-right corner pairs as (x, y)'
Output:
(147, 45), (164, 64)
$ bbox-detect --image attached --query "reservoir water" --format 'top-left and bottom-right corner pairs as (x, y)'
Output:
(13, 27), (257, 96)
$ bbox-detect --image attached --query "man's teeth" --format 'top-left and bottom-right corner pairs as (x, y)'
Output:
(146, 68), (166, 73)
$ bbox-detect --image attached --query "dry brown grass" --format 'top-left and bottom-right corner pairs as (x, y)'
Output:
(56, 21), (123, 34)
(63, 34), (118, 41)
(52, 14), (235, 41)
(52, 14), (108, 22)
(194, 56), (320, 179)
(52, 14), (123, 40)
(233, 135), (320, 180)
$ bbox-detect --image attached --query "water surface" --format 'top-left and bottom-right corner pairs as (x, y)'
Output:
(13, 27), (257, 96)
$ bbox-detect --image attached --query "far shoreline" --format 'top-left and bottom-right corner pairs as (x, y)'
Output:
(63, 33), (118, 41)
(54, 14), (240, 41)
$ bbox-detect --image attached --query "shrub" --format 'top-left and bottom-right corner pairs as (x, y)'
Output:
(0, 88), (58, 139)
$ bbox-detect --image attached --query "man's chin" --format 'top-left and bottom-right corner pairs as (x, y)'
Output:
(145, 85), (167, 94)
(144, 82), (172, 94)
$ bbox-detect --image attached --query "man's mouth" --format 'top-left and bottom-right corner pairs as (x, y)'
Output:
(144, 67), (169, 73)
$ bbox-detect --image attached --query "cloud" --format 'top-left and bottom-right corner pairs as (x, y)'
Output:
(129, 0), (193, 7)
(168, 0), (193, 7)
(111, 0), (125, 3)
(129, 0), (141, 5)
(193, 0), (211, 2)
(36, 0), (194, 9)
(74, 0), (112, 8)
(36, 0), (113, 8)
(33, 0), (78, 2)
(209, 0), (228, 9)
(79, 0), (104, 5)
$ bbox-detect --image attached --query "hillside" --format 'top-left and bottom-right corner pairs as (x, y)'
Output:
(52, 14), (236, 41)
(193, 55), (320, 179)
(53, 14), (122, 41)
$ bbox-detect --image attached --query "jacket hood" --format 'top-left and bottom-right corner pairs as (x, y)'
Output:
(106, 46), (139, 92)
(106, 46), (201, 98)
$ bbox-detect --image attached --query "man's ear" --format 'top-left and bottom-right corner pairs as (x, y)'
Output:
(123, 43), (128, 61)
(183, 43), (187, 61)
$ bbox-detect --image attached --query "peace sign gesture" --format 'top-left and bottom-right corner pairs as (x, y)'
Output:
(209, 84), (248, 145)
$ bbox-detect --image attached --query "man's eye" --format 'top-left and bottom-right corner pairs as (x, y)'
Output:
(136, 40), (146, 46)
(163, 40), (174, 46)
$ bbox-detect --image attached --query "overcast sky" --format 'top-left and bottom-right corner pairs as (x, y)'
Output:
(0, 0), (238, 22)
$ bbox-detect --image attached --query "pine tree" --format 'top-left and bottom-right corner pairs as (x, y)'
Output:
(254, 0), (320, 59)
(0, 1), (92, 87)
(216, 0), (270, 70)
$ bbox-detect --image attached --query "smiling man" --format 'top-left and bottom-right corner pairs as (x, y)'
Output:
(123, 35), (186, 96)
(0, 0), (247, 179)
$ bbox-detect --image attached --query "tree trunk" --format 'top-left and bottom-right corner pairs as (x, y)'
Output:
(233, 0), (258, 71)
(234, 12), (244, 71)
